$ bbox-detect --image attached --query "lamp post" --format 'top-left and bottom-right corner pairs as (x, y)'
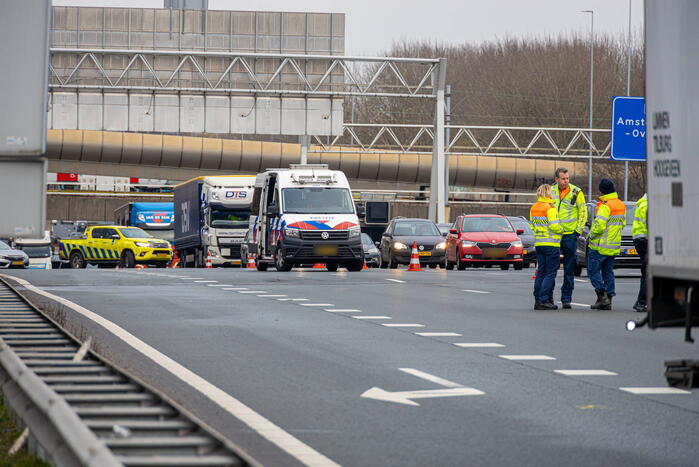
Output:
(582, 9), (594, 200)
(624, 0), (633, 200)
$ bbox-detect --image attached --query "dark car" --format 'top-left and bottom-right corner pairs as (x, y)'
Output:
(575, 201), (640, 276)
(0, 240), (29, 269)
(507, 216), (535, 268)
(361, 233), (380, 267)
(379, 218), (446, 269)
(445, 215), (525, 270)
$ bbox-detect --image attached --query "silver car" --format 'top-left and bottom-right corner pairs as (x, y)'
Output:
(0, 240), (29, 269)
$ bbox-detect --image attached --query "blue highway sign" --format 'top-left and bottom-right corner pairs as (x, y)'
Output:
(611, 96), (646, 161)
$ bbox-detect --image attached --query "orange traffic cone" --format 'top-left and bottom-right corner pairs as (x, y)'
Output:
(362, 261), (369, 270)
(312, 263), (325, 269)
(247, 254), (256, 269)
(205, 251), (213, 268)
(169, 250), (180, 268)
(407, 241), (422, 271)
(135, 264), (147, 269)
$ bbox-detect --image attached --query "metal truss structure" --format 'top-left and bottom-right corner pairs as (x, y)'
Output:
(49, 48), (441, 98)
(310, 124), (611, 160)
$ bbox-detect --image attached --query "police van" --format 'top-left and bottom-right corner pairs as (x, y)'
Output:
(247, 164), (364, 271)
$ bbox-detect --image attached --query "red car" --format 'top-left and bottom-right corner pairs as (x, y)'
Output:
(445, 214), (525, 270)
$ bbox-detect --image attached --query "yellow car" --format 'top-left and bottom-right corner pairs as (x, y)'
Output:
(59, 225), (172, 269)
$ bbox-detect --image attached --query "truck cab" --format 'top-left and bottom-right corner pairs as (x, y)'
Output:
(249, 164), (364, 272)
(13, 231), (52, 269)
(114, 202), (175, 243)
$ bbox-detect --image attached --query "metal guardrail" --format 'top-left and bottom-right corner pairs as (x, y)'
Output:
(0, 277), (252, 467)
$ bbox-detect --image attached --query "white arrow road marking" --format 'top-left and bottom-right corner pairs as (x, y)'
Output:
(398, 368), (462, 388)
(361, 387), (484, 406)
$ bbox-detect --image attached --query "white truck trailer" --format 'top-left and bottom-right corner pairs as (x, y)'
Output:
(174, 176), (256, 267)
(642, 0), (698, 386)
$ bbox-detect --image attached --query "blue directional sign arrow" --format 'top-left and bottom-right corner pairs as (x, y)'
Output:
(611, 96), (646, 161)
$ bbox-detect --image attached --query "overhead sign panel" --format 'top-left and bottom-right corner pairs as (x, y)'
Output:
(611, 96), (646, 161)
(0, 0), (50, 156)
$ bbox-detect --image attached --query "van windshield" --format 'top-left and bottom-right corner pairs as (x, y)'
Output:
(282, 188), (355, 214)
(210, 207), (251, 228)
(19, 245), (51, 258)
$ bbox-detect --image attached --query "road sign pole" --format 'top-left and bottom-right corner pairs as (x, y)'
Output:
(624, 0), (633, 200)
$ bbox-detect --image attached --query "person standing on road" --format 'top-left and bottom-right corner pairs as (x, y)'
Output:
(530, 184), (564, 310)
(587, 179), (626, 310)
(550, 167), (587, 309)
(632, 193), (648, 312)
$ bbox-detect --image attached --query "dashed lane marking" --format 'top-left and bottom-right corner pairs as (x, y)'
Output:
(277, 298), (309, 301)
(2, 275), (340, 467)
(257, 295), (287, 298)
(415, 332), (462, 337)
(238, 291), (267, 294)
(454, 343), (505, 348)
(324, 309), (362, 313)
(385, 279), (406, 283)
(194, 280), (218, 283)
(462, 289), (490, 294)
(300, 303), (334, 307)
(620, 387), (691, 395)
(207, 284), (234, 287)
(180, 277), (203, 280)
(382, 323), (425, 327)
(398, 368), (462, 388)
(555, 370), (618, 376)
(499, 355), (556, 361)
(352, 316), (392, 320)
(222, 288), (248, 291)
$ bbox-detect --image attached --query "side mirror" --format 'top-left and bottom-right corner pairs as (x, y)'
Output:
(516, 229), (524, 235)
(267, 205), (279, 217)
(111, 234), (120, 239)
(356, 205), (366, 217)
(375, 241), (380, 247)
(442, 231), (448, 237)
(449, 229), (458, 234)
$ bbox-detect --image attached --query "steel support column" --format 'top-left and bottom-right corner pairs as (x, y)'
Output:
(429, 58), (447, 223)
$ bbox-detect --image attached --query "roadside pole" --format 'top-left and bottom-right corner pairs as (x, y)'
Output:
(623, 0), (633, 200)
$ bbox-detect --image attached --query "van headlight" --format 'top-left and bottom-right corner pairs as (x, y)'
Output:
(393, 242), (408, 250)
(284, 228), (300, 238)
(349, 227), (361, 238)
(435, 242), (446, 250)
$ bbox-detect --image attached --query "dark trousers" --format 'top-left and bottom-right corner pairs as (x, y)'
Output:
(534, 246), (560, 304)
(559, 233), (578, 303)
(633, 237), (648, 306)
(588, 250), (616, 297)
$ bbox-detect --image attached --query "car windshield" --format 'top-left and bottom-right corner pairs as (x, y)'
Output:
(393, 221), (440, 236)
(118, 227), (152, 238)
(0, 241), (10, 249)
(462, 217), (514, 233)
(210, 207), (251, 228)
(282, 188), (354, 214)
(508, 218), (533, 234)
(361, 233), (374, 247)
(19, 245), (51, 258)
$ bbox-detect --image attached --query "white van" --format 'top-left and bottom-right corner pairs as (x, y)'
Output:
(14, 231), (52, 269)
(248, 165), (364, 271)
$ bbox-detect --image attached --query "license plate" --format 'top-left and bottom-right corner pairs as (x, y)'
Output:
(484, 248), (506, 258)
(418, 251), (432, 256)
(12, 261), (23, 266)
(315, 245), (338, 256)
(221, 248), (231, 256)
(625, 248), (638, 256)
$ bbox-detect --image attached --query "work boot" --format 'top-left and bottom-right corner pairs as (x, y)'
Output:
(633, 302), (648, 313)
(561, 302), (572, 309)
(535, 302), (558, 310)
(590, 290), (611, 310)
(600, 295), (612, 311)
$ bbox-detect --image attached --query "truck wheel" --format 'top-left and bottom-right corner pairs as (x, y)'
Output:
(120, 250), (136, 269)
(256, 260), (269, 271)
(274, 249), (293, 272)
(514, 263), (523, 271)
(500, 264), (509, 271)
(346, 260), (364, 272)
(69, 251), (86, 269)
(326, 263), (339, 272)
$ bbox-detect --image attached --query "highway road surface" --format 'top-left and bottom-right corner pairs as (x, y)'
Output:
(3, 267), (697, 467)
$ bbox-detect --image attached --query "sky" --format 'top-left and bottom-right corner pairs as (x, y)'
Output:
(54, 0), (644, 56)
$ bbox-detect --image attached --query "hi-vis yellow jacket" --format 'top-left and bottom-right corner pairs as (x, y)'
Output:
(632, 194), (648, 239)
(551, 183), (588, 235)
(589, 192), (627, 256)
(530, 197), (564, 247)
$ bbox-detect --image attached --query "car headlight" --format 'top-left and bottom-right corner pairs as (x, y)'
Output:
(435, 242), (446, 250)
(135, 242), (152, 248)
(393, 242), (408, 250)
(511, 240), (523, 248)
(284, 228), (300, 238)
(349, 227), (361, 238)
(462, 240), (476, 248)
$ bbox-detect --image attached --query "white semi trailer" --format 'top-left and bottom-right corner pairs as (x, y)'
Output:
(640, 0), (698, 386)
